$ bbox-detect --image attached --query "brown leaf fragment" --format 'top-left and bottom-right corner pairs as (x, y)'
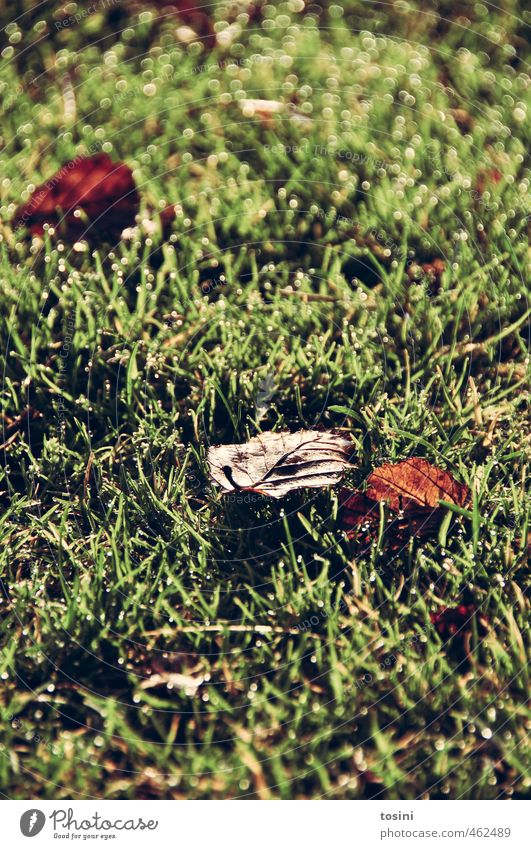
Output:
(407, 257), (445, 291)
(339, 489), (381, 544)
(339, 488), (441, 546)
(135, 651), (205, 696)
(207, 430), (354, 498)
(138, 670), (204, 696)
(450, 108), (474, 132)
(0, 406), (43, 450)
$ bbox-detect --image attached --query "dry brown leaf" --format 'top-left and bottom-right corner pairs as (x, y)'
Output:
(208, 429), (354, 498)
(340, 458), (469, 547)
(138, 671), (204, 696)
(135, 652), (205, 696)
(366, 458), (470, 512)
(13, 153), (139, 240)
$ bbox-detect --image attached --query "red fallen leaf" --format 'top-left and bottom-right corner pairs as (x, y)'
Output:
(150, 1), (216, 50)
(476, 168), (503, 195)
(159, 203), (177, 235)
(241, 1), (265, 25)
(208, 429), (354, 499)
(421, 257), (445, 282)
(408, 257), (445, 287)
(431, 605), (488, 661)
(407, 258), (446, 295)
(430, 604), (486, 638)
(339, 459), (469, 546)
(366, 458), (470, 513)
(13, 153), (139, 240)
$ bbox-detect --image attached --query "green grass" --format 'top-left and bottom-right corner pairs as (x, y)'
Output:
(0, 1), (529, 799)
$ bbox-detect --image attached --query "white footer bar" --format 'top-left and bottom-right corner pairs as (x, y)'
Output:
(5, 799), (528, 848)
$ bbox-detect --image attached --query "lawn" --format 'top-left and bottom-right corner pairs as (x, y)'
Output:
(0, 0), (529, 800)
